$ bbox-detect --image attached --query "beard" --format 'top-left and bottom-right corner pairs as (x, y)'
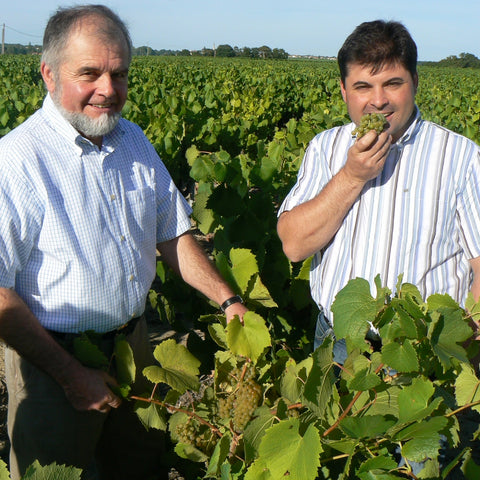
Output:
(57, 103), (121, 139)
(51, 90), (121, 140)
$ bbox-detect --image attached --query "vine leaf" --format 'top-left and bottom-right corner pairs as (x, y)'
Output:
(461, 450), (480, 478)
(397, 377), (439, 423)
(280, 357), (313, 403)
(258, 418), (322, 480)
(174, 442), (208, 463)
(244, 459), (273, 480)
(243, 409), (277, 464)
(22, 460), (82, 479)
(348, 368), (382, 391)
(428, 307), (472, 370)
(344, 352), (382, 394)
(190, 155), (215, 183)
(185, 145), (200, 167)
(114, 334), (136, 385)
(381, 339), (419, 373)
(0, 459), (8, 480)
(207, 184), (245, 217)
(73, 333), (109, 369)
(357, 454), (398, 479)
(331, 278), (376, 350)
(391, 299), (420, 338)
(427, 293), (461, 311)
(229, 248), (259, 293)
(226, 311), (271, 363)
(303, 338), (336, 419)
(207, 322), (228, 349)
(143, 339), (200, 393)
(465, 291), (480, 323)
(205, 433), (232, 477)
(192, 189), (216, 235)
(247, 274), (278, 308)
(340, 415), (396, 439)
(396, 417), (448, 463)
(455, 364), (480, 414)
(134, 400), (167, 431)
(215, 247), (259, 297)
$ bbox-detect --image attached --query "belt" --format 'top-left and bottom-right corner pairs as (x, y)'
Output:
(47, 314), (143, 343)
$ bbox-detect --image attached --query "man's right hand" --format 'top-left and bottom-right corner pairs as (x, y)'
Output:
(62, 364), (122, 413)
(343, 130), (392, 185)
(0, 288), (122, 413)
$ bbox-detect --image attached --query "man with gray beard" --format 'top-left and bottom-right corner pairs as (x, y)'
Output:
(0, 4), (246, 479)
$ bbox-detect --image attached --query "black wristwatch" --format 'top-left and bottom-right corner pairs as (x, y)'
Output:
(220, 295), (244, 312)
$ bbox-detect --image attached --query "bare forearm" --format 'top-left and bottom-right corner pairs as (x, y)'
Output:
(469, 257), (480, 303)
(158, 232), (237, 306)
(0, 288), (80, 383)
(278, 168), (364, 262)
(0, 288), (120, 411)
(278, 130), (393, 262)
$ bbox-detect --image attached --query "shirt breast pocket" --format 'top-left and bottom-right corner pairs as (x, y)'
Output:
(125, 187), (156, 247)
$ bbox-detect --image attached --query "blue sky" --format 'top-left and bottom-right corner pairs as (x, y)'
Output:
(2, 0), (479, 61)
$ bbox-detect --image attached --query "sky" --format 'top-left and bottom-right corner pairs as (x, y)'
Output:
(1, 0), (479, 61)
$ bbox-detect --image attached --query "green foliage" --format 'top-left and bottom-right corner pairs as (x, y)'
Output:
(21, 460), (82, 479)
(3, 55), (480, 479)
(0, 55), (43, 136)
(127, 275), (480, 479)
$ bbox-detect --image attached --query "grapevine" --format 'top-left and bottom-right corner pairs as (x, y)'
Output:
(129, 278), (480, 479)
(2, 55), (480, 479)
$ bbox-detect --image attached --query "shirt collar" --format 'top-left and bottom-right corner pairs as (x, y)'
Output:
(42, 93), (125, 154)
(395, 105), (422, 145)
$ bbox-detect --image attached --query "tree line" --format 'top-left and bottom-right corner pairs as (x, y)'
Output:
(133, 44), (289, 59)
(1, 43), (288, 59)
(2, 43), (479, 66)
(438, 52), (480, 68)
(420, 52), (480, 68)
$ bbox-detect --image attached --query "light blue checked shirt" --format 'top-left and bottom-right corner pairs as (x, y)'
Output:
(0, 94), (192, 333)
(279, 107), (480, 324)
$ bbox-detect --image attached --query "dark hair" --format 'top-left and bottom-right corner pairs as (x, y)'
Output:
(338, 20), (417, 84)
(42, 4), (132, 72)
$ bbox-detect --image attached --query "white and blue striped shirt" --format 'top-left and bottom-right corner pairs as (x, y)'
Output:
(279, 108), (480, 324)
(0, 94), (192, 333)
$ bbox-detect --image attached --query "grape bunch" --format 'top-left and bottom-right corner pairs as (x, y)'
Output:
(352, 113), (387, 138)
(217, 394), (235, 419)
(232, 379), (262, 432)
(217, 363), (262, 433)
(175, 421), (197, 445)
(175, 420), (217, 453)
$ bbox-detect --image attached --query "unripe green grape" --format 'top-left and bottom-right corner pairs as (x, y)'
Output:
(232, 379), (262, 432)
(175, 421), (197, 445)
(352, 113), (387, 138)
(175, 421), (218, 454)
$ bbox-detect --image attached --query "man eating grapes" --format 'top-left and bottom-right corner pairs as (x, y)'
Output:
(277, 20), (480, 366)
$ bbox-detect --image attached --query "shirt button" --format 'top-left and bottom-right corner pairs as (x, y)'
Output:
(120, 235), (125, 241)
(129, 274), (134, 281)
(110, 194), (116, 200)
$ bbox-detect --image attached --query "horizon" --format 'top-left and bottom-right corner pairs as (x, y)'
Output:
(2, 41), (476, 64)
